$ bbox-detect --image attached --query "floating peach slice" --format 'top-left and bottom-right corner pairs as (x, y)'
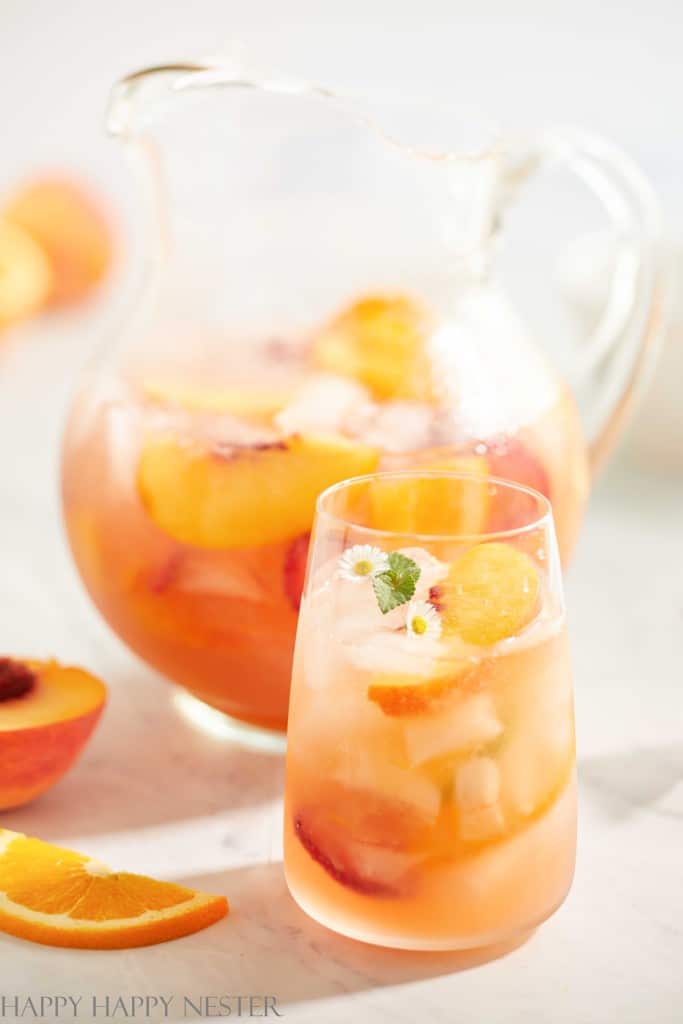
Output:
(4, 178), (112, 305)
(294, 773), (438, 897)
(142, 378), (293, 421)
(367, 658), (482, 718)
(431, 542), (541, 646)
(0, 658), (106, 810)
(312, 294), (434, 401)
(137, 433), (379, 549)
(0, 828), (228, 949)
(369, 456), (489, 535)
(0, 221), (52, 328)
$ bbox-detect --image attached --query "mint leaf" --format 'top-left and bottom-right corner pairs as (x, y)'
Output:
(372, 573), (409, 613)
(386, 551), (421, 588)
(372, 552), (421, 614)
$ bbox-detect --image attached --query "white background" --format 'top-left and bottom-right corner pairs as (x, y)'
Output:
(2, 0), (682, 201)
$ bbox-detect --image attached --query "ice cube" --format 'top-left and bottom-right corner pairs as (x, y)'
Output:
(359, 401), (434, 453)
(334, 752), (441, 825)
(331, 584), (389, 643)
(455, 756), (505, 841)
(404, 692), (503, 766)
(455, 756), (501, 809)
(345, 629), (442, 677)
(171, 553), (268, 603)
(499, 748), (540, 818)
(344, 842), (424, 892)
(458, 804), (505, 842)
(274, 373), (371, 436)
(300, 631), (338, 692)
(300, 607), (339, 691)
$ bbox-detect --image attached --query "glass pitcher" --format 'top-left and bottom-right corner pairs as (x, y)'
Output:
(61, 61), (665, 739)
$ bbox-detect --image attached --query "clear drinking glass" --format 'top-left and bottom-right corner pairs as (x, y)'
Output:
(284, 471), (576, 950)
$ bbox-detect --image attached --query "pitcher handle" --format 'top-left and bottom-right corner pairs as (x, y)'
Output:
(503, 129), (669, 477)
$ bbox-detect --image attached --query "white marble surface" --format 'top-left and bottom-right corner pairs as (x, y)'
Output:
(0, 305), (682, 1023)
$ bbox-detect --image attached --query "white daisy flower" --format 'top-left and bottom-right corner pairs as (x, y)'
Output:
(338, 544), (390, 583)
(406, 600), (442, 640)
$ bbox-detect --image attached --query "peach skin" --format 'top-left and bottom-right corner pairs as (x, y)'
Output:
(0, 658), (106, 811)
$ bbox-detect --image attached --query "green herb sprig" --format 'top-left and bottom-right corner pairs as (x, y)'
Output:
(372, 552), (421, 614)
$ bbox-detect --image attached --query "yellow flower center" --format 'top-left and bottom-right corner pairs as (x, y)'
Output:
(411, 616), (428, 635)
(354, 559), (373, 577)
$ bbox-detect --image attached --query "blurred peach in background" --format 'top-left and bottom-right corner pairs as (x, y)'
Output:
(0, 176), (112, 330)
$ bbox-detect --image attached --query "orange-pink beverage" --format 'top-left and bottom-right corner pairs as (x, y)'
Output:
(284, 473), (576, 949)
(62, 295), (587, 733)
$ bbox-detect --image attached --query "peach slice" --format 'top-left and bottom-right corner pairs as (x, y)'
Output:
(431, 543), (540, 646)
(369, 455), (489, 535)
(312, 294), (434, 401)
(4, 178), (112, 305)
(0, 221), (52, 328)
(0, 658), (106, 811)
(137, 433), (379, 549)
(142, 378), (293, 421)
(293, 779), (436, 897)
(367, 659), (482, 717)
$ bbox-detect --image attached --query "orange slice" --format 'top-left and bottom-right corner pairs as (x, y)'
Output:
(137, 433), (379, 549)
(0, 828), (228, 949)
(312, 294), (434, 401)
(434, 542), (540, 646)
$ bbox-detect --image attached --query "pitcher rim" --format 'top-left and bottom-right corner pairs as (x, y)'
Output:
(107, 60), (506, 164)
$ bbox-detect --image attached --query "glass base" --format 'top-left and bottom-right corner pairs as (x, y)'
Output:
(173, 690), (287, 753)
(288, 881), (537, 954)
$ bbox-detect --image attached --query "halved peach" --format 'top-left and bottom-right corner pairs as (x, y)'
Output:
(0, 658), (106, 810)
(369, 455), (489, 535)
(137, 433), (379, 549)
(312, 294), (434, 401)
(4, 178), (112, 305)
(431, 543), (540, 646)
(0, 221), (52, 328)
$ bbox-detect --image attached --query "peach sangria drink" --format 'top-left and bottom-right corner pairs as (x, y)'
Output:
(284, 472), (576, 949)
(62, 294), (587, 735)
